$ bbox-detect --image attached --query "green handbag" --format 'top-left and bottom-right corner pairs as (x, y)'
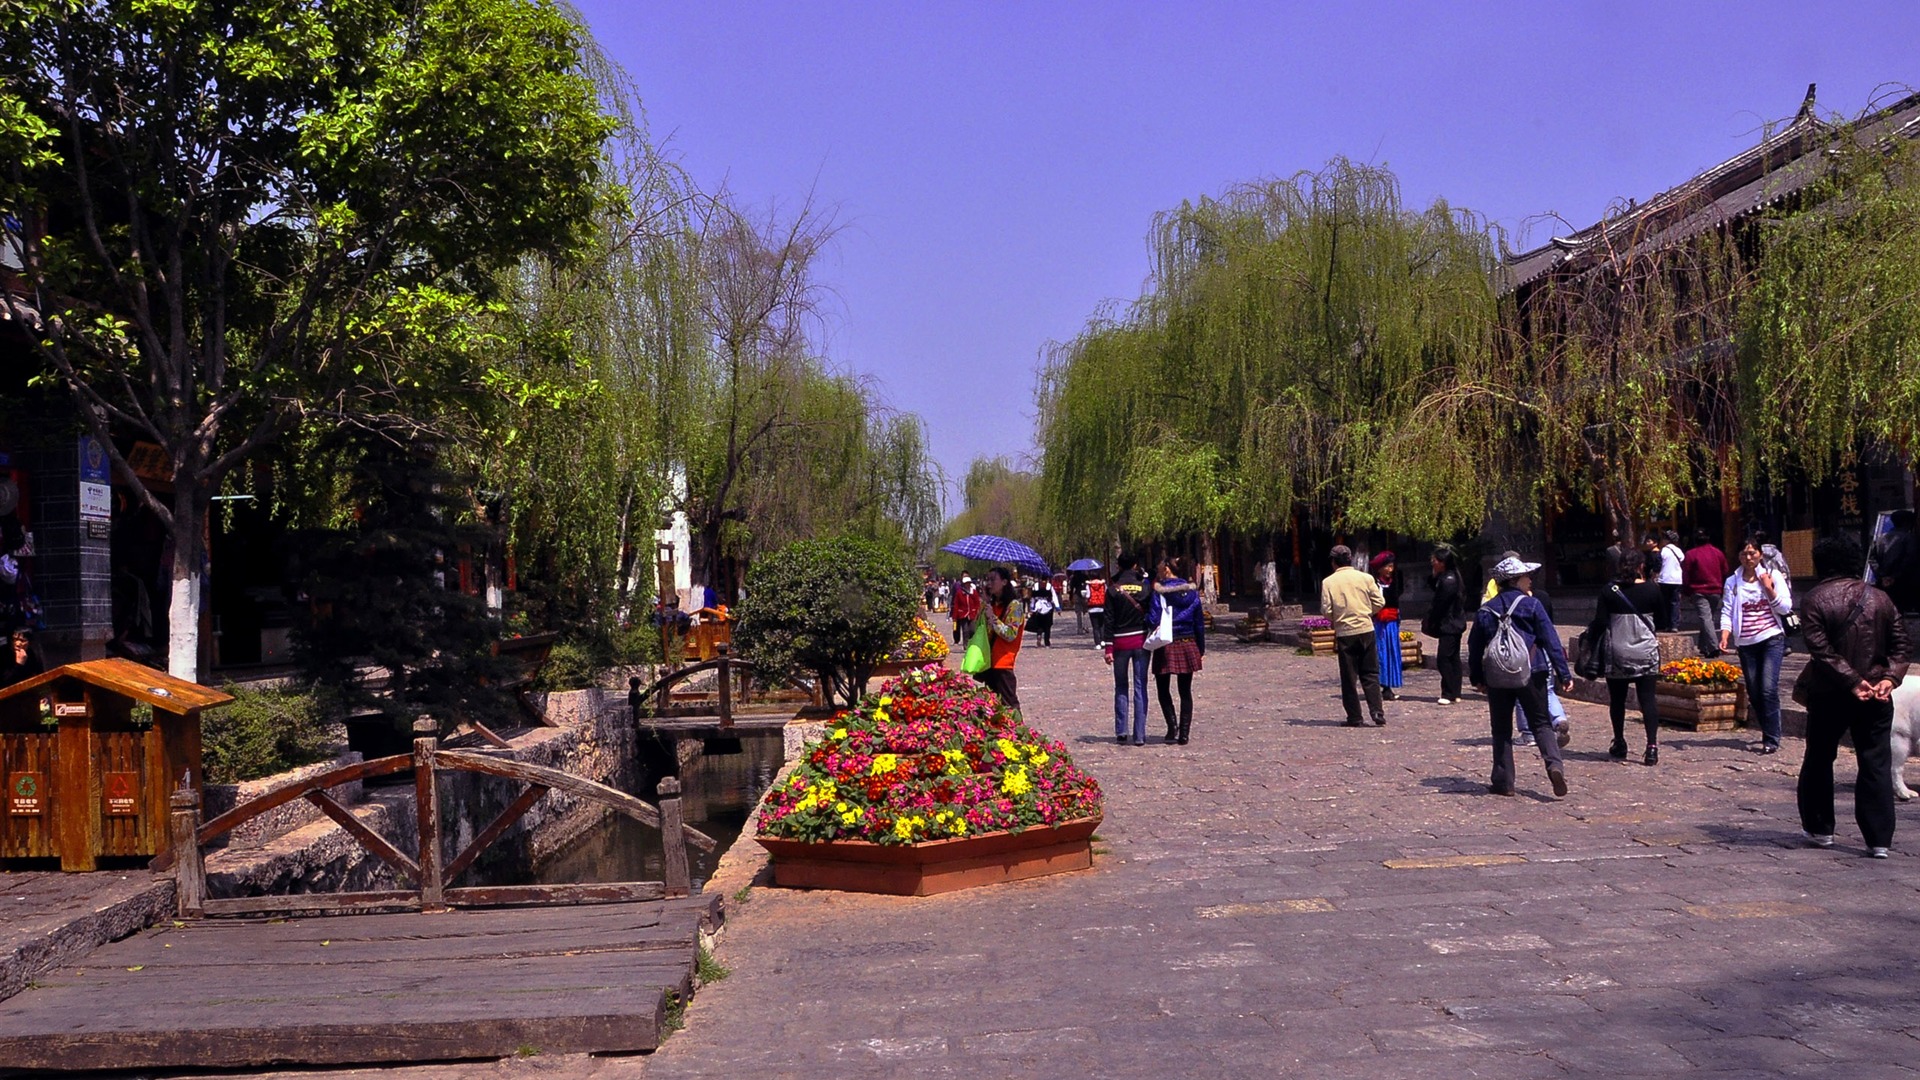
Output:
(961, 615), (993, 674)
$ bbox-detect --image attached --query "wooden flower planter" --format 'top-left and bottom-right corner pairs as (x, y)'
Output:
(1400, 641), (1424, 668)
(1307, 629), (1337, 656)
(757, 816), (1100, 896)
(1656, 682), (1744, 731)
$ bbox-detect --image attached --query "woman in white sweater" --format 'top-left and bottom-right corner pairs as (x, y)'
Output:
(1719, 535), (1795, 754)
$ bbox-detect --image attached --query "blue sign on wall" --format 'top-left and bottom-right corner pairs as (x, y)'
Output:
(79, 436), (111, 484)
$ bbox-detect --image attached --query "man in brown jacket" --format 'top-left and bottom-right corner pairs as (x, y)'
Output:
(1796, 534), (1910, 858)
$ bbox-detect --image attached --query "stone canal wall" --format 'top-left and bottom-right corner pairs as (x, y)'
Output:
(207, 688), (638, 896)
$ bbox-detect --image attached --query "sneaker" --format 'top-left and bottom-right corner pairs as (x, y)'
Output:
(1608, 738), (1629, 760)
(1548, 767), (1569, 798)
(1514, 733), (1536, 748)
(1435, 697), (1455, 706)
(1555, 724), (1572, 749)
(1806, 833), (1835, 848)
(1870, 847), (1891, 859)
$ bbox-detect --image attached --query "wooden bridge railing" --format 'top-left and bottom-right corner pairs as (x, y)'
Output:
(629, 644), (821, 731)
(167, 718), (717, 919)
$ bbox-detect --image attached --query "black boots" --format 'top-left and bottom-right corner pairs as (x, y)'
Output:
(1177, 719), (1190, 745)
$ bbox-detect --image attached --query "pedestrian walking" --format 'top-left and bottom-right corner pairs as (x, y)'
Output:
(1084, 572), (1108, 651)
(1321, 545), (1387, 727)
(1104, 555), (1151, 745)
(1422, 545), (1467, 704)
(1371, 551), (1403, 701)
(1651, 530), (1686, 629)
(1795, 533), (1909, 857)
(1468, 555), (1572, 798)
(1028, 578), (1057, 647)
(1510, 572), (1570, 750)
(1681, 530), (1732, 657)
(935, 579), (950, 613)
(1585, 550), (1668, 764)
(1719, 535), (1795, 754)
(973, 566), (1028, 711)
(950, 576), (979, 645)
(1148, 557), (1205, 745)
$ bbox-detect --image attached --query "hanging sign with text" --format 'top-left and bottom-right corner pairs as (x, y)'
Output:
(103, 771), (139, 816)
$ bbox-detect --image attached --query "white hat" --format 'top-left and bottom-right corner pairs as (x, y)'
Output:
(960, 575), (972, 583)
(1492, 555), (1541, 579)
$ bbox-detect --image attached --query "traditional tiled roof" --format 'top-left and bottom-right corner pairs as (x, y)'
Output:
(1498, 88), (1920, 294)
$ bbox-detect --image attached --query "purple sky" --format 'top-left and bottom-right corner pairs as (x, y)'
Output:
(572, 2), (1919, 510)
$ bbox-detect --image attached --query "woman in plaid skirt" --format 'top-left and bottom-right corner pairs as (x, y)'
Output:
(1148, 556), (1206, 745)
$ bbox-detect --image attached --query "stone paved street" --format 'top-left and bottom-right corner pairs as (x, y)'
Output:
(214, 630), (1920, 1080)
(641, 632), (1920, 1079)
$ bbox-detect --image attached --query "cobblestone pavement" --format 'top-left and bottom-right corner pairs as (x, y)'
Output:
(216, 631), (1920, 1080)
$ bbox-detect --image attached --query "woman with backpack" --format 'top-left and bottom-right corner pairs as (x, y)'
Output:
(1584, 550), (1670, 765)
(1468, 555), (1572, 798)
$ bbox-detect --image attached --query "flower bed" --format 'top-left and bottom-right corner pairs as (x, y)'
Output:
(757, 666), (1103, 893)
(1657, 659), (1745, 731)
(1300, 615), (1337, 656)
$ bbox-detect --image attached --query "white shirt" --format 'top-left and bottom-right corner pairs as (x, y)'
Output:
(1658, 544), (1685, 585)
(1718, 570), (1792, 647)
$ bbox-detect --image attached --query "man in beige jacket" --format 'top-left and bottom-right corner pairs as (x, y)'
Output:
(1321, 545), (1387, 726)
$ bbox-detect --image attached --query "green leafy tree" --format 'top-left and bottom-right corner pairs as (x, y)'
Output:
(733, 535), (920, 708)
(0, 0), (611, 679)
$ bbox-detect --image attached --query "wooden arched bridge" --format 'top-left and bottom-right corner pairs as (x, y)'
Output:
(0, 719), (723, 1073)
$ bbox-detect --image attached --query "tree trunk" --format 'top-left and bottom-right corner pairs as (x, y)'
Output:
(167, 482), (204, 683)
(1258, 536), (1281, 608)
(1198, 531), (1218, 607)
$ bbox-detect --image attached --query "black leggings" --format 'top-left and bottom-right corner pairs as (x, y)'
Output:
(1608, 674), (1661, 746)
(1155, 672), (1193, 729)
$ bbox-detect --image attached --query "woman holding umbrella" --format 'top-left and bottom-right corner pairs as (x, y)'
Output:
(975, 566), (1029, 710)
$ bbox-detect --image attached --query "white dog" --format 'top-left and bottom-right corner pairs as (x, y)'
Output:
(1893, 675), (1920, 801)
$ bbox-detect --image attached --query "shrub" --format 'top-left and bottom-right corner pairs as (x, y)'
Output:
(734, 535), (920, 707)
(203, 682), (341, 784)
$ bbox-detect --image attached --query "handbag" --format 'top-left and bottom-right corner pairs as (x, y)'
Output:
(1574, 628), (1607, 681)
(1143, 597), (1175, 652)
(961, 615), (993, 674)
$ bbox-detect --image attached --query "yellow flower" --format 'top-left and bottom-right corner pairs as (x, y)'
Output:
(830, 727), (849, 740)
(1029, 750), (1050, 767)
(892, 817), (917, 841)
(1001, 766), (1032, 796)
(995, 738), (1023, 762)
(871, 754), (899, 775)
(942, 748), (969, 774)
(879, 695), (893, 706)
(952, 819), (967, 835)
(835, 802), (849, 813)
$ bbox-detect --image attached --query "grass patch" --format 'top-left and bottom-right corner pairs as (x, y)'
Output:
(731, 883), (753, 904)
(695, 944), (730, 985)
(663, 990), (687, 1033)
(514, 1045), (541, 1058)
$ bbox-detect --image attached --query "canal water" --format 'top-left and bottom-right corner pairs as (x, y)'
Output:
(528, 734), (784, 891)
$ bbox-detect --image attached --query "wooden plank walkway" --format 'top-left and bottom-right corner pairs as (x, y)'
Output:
(0, 897), (711, 1074)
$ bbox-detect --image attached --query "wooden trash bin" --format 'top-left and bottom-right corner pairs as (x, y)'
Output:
(689, 613), (734, 662)
(0, 659), (232, 871)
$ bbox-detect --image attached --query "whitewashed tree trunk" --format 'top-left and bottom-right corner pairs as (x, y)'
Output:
(167, 486), (203, 682)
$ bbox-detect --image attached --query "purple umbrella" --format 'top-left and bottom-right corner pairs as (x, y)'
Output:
(939, 535), (1050, 576)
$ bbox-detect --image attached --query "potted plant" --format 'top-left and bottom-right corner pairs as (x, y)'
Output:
(1399, 628), (1424, 668)
(870, 617), (952, 679)
(756, 666), (1104, 895)
(1656, 658), (1745, 731)
(1300, 616), (1336, 655)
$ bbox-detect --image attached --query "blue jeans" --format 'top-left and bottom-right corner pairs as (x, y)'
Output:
(1738, 634), (1786, 746)
(1113, 648), (1150, 741)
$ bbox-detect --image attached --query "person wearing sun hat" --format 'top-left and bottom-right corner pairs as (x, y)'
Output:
(1469, 554), (1573, 798)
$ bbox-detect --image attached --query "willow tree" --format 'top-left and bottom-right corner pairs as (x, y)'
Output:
(1037, 159), (1503, 586)
(1740, 130), (1920, 484)
(934, 456), (1044, 574)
